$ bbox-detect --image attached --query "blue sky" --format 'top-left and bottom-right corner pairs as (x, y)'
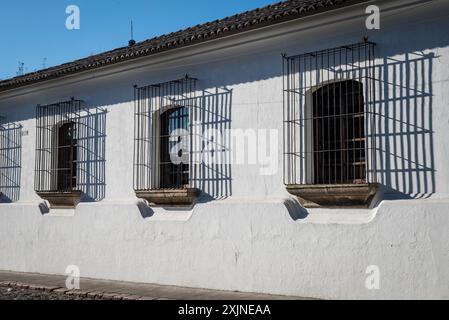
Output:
(0, 0), (278, 80)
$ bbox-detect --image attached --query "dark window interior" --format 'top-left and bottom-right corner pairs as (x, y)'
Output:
(57, 122), (77, 191)
(159, 107), (189, 189)
(312, 80), (366, 184)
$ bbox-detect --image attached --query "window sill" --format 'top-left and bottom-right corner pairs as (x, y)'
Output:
(286, 183), (379, 208)
(36, 191), (82, 209)
(135, 188), (200, 207)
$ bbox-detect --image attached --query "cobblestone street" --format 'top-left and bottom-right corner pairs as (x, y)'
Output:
(0, 286), (101, 300)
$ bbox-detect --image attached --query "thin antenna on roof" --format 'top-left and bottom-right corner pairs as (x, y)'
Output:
(129, 20), (136, 46)
(16, 62), (24, 76)
(131, 20), (134, 39)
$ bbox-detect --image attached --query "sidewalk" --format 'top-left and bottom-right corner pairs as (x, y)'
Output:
(0, 271), (305, 300)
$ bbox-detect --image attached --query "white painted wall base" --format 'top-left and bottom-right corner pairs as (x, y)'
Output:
(0, 197), (448, 299)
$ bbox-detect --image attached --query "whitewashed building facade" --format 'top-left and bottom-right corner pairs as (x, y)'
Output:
(0, 0), (448, 299)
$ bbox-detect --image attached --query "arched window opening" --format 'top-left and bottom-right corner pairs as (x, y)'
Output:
(159, 106), (189, 189)
(312, 80), (366, 184)
(57, 122), (77, 191)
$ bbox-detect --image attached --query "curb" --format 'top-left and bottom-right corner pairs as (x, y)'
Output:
(0, 281), (163, 300)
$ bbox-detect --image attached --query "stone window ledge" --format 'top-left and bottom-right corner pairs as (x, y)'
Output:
(136, 188), (200, 207)
(36, 191), (82, 209)
(286, 183), (379, 208)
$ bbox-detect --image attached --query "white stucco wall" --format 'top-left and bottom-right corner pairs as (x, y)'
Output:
(0, 0), (448, 299)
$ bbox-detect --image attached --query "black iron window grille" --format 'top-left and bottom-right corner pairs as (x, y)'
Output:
(35, 98), (107, 198)
(0, 121), (22, 202)
(283, 42), (378, 187)
(134, 76), (197, 191)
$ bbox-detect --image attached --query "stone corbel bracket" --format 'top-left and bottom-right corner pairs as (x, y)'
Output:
(287, 184), (380, 208)
(135, 188), (200, 207)
(36, 191), (82, 209)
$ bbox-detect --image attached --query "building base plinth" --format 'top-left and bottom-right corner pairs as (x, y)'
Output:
(286, 184), (380, 208)
(135, 188), (200, 206)
(36, 191), (82, 209)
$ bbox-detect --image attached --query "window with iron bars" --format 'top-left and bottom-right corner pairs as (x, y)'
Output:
(133, 76), (197, 192)
(283, 42), (378, 206)
(0, 121), (22, 202)
(312, 79), (366, 184)
(35, 98), (107, 199)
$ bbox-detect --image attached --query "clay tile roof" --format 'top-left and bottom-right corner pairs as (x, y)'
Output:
(0, 0), (370, 93)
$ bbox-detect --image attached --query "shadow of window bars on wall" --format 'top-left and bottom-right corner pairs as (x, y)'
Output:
(282, 42), (379, 207)
(0, 121), (22, 203)
(35, 98), (107, 209)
